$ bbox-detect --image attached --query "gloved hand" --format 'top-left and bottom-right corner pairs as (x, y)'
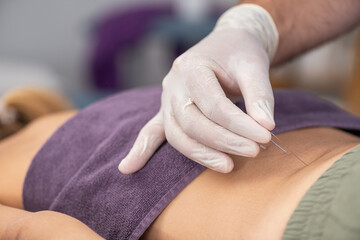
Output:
(118, 4), (279, 174)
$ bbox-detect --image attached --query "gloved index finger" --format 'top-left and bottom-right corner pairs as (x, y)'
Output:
(232, 53), (275, 131)
(184, 65), (271, 144)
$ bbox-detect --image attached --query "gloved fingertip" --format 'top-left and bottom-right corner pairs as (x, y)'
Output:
(252, 99), (275, 130)
(118, 160), (127, 174)
(213, 158), (234, 173)
(264, 100), (276, 130)
(243, 143), (261, 158)
(118, 157), (135, 175)
(222, 159), (234, 173)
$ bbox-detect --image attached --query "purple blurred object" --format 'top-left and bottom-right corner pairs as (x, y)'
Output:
(90, 5), (173, 89)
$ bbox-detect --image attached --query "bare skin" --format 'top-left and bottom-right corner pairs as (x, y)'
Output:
(144, 128), (360, 239)
(0, 111), (104, 240)
(0, 112), (360, 239)
(0, 111), (76, 209)
(241, 0), (360, 65)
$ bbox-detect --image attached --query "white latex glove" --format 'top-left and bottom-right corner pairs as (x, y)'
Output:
(119, 4), (279, 174)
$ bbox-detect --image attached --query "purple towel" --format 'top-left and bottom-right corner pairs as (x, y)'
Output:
(23, 86), (360, 239)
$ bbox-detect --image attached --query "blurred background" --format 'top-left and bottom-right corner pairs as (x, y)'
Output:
(0, 0), (359, 115)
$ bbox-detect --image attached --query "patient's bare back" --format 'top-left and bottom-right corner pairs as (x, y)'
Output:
(144, 127), (360, 240)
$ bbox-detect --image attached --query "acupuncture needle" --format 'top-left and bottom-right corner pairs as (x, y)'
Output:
(270, 138), (287, 153)
(269, 132), (308, 166)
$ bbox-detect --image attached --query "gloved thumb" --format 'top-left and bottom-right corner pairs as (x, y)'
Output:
(118, 112), (165, 174)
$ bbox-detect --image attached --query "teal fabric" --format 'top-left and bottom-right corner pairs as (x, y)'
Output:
(282, 146), (360, 240)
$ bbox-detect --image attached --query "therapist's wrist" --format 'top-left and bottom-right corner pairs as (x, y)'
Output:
(214, 4), (279, 61)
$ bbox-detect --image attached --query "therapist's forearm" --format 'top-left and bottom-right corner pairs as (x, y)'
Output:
(241, 0), (360, 65)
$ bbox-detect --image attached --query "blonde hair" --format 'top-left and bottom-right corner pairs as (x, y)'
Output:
(0, 87), (73, 139)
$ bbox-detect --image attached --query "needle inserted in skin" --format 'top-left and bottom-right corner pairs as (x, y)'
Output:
(270, 132), (308, 166)
(270, 139), (287, 153)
